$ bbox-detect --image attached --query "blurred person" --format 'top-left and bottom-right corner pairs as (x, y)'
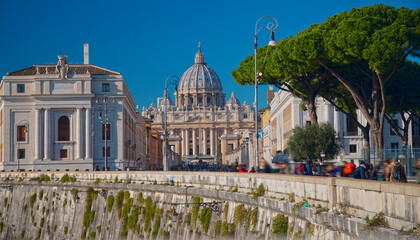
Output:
(389, 159), (407, 183)
(230, 162), (239, 172)
(304, 159), (313, 175)
(353, 161), (366, 179)
(343, 160), (356, 177)
(262, 160), (271, 173)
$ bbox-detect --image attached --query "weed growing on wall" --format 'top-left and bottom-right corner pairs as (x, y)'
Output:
(60, 174), (76, 183)
(199, 207), (212, 233)
(215, 220), (222, 236)
(272, 214), (288, 237)
(71, 188), (78, 202)
(223, 202), (229, 221)
(30, 193), (37, 209)
(233, 204), (246, 228)
(362, 212), (389, 231)
(3, 198), (7, 207)
(221, 221), (229, 237)
(191, 197), (201, 228)
(107, 194), (114, 213)
(82, 188), (98, 239)
(253, 184), (265, 199)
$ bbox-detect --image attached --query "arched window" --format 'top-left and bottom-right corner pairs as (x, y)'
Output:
(58, 116), (70, 141)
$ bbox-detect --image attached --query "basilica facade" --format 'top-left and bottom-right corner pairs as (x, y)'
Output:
(142, 46), (255, 164)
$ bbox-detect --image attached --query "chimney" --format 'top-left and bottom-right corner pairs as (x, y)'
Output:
(267, 84), (274, 107)
(84, 43), (89, 64)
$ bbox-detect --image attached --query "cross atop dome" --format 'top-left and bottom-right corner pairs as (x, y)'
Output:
(194, 43), (205, 64)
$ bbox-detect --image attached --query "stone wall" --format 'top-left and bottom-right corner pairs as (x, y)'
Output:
(0, 171), (418, 239)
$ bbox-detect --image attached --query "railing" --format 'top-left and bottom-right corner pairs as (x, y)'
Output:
(362, 147), (420, 176)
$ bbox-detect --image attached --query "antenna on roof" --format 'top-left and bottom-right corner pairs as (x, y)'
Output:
(84, 43), (89, 64)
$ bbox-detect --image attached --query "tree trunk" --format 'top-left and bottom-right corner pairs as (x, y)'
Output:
(371, 124), (384, 161)
(306, 99), (318, 124)
(362, 125), (371, 162)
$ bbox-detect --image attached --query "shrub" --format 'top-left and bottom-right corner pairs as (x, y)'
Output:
(64, 226), (68, 235)
(215, 220), (222, 236)
(222, 221), (229, 236)
(199, 207), (212, 233)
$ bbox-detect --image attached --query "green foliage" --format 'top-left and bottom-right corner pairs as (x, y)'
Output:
(82, 188), (97, 237)
(30, 174), (50, 183)
(128, 205), (141, 230)
(3, 177), (9, 182)
(97, 225), (101, 233)
(3, 198), (7, 207)
(61, 174), (76, 183)
(94, 178), (100, 184)
(223, 202), (229, 221)
(40, 217), (45, 227)
(30, 193), (37, 209)
(185, 212), (192, 226)
(63, 199), (67, 208)
(143, 196), (156, 233)
(137, 192), (144, 205)
(191, 197), (201, 228)
(71, 188), (78, 202)
(221, 221), (229, 237)
(114, 176), (119, 184)
(231, 185), (238, 192)
(21, 230), (25, 239)
(107, 194), (114, 213)
(18, 177), (23, 182)
(64, 226), (68, 235)
(315, 206), (329, 214)
(362, 212), (389, 231)
(0, 222), (3, 233)
(233, 204), (246, 227)
(38, 190), (44, 200)
(151, 208), (163, 238)
(253, 184), (265, 199)
(53, 225), (57, 232)
(199, 207), (212, 233)
(272, 214), (288, 237)
(90, 231), (96, 239)
(36, 228), (41, 240)
(288, 122), (339, 161)
(216, 140), (222, 165)
(116, 191), (125, 218)
(215, 220), (222, 236)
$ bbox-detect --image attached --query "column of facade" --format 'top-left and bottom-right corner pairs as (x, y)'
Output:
(185, 129), (189, 156)
(44, 109), (50, 160)
(192, 128), (196, 155)
(210, 128), (215, 156)
(85, 108), (91, 159)
(333, 109), (340, 137)
(203, 129), (207, 155)
(75, 108), (82, 159)
(34, 109), (40, 160)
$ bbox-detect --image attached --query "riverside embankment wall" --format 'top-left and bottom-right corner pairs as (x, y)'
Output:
(0, 171), (418, 240)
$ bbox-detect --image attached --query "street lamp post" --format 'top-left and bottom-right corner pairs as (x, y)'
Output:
(163, 76), (179, 171)
(97, 97), (115, 171)
(254, 16), (278, 170)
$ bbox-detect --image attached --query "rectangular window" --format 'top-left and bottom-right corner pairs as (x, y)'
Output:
(346, 115), (358, 136)
(18, 149), (25, 159)
(243, 114), (248, 119)
(228, 144), (234, 152)
(391, 142), (399, 149)
(102, 147), (110, 157)
(207, 148), (210, 155)
(60, 149), (68, 158)
(102, 124), (111, 140)
(17, 125), (26, 142)
(390, 119), (398, 136)
(17, 84), (25, 93)
(102, 83), (110, 92)
(349, 144), (357, 153)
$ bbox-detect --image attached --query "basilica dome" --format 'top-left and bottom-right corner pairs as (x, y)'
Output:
(178, 45), (223, 93)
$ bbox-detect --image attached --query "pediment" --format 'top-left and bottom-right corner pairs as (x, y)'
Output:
(185, 116), (214, 124)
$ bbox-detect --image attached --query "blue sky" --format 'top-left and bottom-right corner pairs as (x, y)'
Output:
(0, 0), (418, 110)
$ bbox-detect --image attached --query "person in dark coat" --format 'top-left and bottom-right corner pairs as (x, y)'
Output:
(305, 159), (313, 175)
(353, 161), (366, 179)
(230, 162), (239, 172)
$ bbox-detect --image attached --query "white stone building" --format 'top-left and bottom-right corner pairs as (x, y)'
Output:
(0, 45), (143, 171)
(142, 46), (255, 164)
(268, 89), (420, 163)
